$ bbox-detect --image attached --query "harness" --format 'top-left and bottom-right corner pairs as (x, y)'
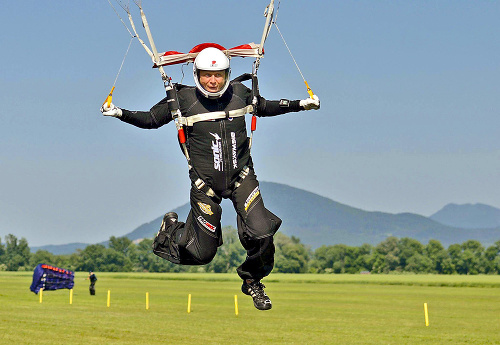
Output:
(178, 74), (258, 202)
(106, 2), (275, 201)
(193, 164), (250, 202)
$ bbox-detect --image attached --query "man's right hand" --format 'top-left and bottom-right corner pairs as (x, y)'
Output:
(100, 102), (123, 117)
(299, 95), (320, 110)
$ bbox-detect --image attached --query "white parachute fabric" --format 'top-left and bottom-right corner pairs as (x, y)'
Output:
(154, 43), (262, 67)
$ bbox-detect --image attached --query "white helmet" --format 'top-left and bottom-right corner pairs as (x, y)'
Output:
(193, 47), (231, 99)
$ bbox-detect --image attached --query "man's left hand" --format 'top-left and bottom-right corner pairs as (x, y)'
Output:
(300, 95), (320, 110)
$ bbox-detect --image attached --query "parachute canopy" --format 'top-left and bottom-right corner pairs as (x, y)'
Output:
(30, 264), (74, 294)
(154, 42), (262, 67)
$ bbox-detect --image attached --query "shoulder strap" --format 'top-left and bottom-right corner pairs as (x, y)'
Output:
(231, 73), (253, 83)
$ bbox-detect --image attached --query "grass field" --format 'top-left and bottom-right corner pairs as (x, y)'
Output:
(1, 272), (499, 344)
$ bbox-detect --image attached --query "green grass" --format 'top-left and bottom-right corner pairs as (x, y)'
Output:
(1, 272), (499, 344)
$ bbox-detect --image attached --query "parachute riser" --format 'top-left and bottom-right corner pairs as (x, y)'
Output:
(165, 83), (191, 163)
(136, 5), (168, 83)
(249, 0), (275, 149)
(134, 2), (190, 164)
(259, 0), (275, 56)
(248, 57), (261, 150)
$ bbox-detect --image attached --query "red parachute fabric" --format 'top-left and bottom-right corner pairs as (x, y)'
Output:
(154, 42), (261, 67)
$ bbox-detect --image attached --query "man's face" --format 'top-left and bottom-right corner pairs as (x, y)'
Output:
(198, 70), (226, 93)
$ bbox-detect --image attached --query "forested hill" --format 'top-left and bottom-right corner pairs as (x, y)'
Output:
(120, 182), (500, 249)
(32, 182), (500, 254)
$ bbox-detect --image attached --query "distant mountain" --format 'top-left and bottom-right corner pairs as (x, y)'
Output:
(31, 242), (91, 255)
(32, 182), (500, 254)
(255, 183), (499, 248)
(430, 203), (500, 229)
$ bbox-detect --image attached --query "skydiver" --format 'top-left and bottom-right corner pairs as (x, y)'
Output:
(101, 47), (320, 310)
(87, 270), (97, 295)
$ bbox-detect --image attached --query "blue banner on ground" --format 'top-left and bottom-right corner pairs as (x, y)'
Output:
(30, 263), (75, 294)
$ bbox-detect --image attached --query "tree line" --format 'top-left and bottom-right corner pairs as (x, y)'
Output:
(1, 228), (499, 274)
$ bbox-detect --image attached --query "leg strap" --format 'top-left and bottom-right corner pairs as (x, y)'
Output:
(233, 166), (250, 189)
(189, 167), (219, 200)
(194, 178), (216, 198)
(191, 165), (250, 201)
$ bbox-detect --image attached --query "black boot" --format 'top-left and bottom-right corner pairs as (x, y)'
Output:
(160, 212), (179, 230)
(241, 280), (272, 310)
(152, 212), (181, 263)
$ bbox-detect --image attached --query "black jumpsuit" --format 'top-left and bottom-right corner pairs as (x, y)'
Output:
(119, 77), (303, 281)
(89, 273), (97, 295)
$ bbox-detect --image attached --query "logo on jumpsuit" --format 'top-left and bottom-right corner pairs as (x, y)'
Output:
(197, 202), (214, 215)
(210, 132), (223, 171)
(244, 186), (260, 212)
(197, 216), (216, 233)
(231, 132), (238, 169)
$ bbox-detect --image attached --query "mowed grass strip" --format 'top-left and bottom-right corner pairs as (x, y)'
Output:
(1, 272), (499, 345)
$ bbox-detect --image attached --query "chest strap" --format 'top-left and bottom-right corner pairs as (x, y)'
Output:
(178, 105), (253, 127)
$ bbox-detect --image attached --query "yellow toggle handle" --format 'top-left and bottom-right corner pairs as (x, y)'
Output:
(304, 80), (314, 98)
(103, 86), (115, 107)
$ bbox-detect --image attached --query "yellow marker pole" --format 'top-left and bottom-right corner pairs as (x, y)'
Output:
(39, 288), (43, 304)
(146, 292), (149, 310)
(107, 290), (111, 308)
(69, 289), (73, 305)
(234, 295), (239, 316)
(187, 294), (192, 314)
(424, 303), (429, 326)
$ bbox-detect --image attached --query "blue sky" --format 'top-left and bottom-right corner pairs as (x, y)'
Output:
(1, 1), (499, 246)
